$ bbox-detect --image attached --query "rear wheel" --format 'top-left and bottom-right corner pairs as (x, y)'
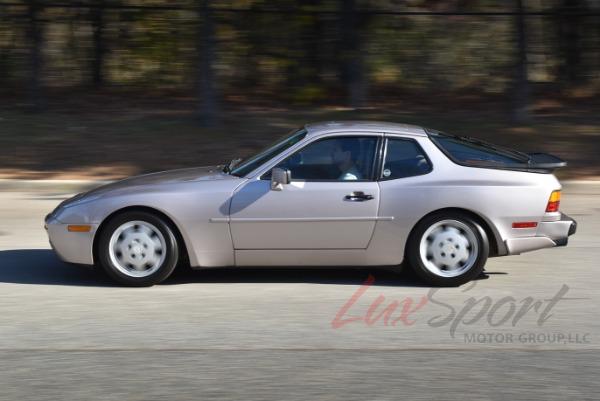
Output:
(97, 211), (179, 286)
(407, 212), (489, 286)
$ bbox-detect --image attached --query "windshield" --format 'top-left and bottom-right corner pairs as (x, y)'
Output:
(230, 128), (308, 177)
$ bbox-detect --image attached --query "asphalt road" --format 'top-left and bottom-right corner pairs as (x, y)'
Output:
(0, 182), (598, 400)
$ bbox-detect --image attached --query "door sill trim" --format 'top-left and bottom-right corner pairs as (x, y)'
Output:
(223, 216), (394, 223)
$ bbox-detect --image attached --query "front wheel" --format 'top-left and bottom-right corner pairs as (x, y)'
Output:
(406, 212), (489, 287)
(97, 211), (179, 286)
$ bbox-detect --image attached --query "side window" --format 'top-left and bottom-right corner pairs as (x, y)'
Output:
(275, 136), (378, 181)
(381, 138), (432, 180)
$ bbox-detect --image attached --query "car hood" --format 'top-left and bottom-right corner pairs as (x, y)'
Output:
(115, 165), (231, 185)
(66, 166), (236, 204)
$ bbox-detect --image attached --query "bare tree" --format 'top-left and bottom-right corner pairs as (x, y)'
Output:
(27, 0), (43, 111)
(91, 0), (106, 88)
(196, 0), (219, 126)
(513, 0), (530, 123)
(286, 0), (324, 97)
(340, 0), (366, 108)
(557, 0), (588, 85)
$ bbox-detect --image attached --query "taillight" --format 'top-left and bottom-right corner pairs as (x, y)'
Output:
(546, 190), (561, 213)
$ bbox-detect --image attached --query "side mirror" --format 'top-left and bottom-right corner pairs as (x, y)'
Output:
(270, 168), (291, 191)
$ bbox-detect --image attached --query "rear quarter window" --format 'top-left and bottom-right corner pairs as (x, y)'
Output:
(381, 138), (432, 180)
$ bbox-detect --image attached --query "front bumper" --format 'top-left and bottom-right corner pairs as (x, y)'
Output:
(45, 214), (97, 265)
(505, 213), (577, 255)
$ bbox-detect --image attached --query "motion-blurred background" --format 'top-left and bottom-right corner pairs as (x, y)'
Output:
(0, 0), (598, 180)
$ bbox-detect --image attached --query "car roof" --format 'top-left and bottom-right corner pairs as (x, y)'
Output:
(304, 121), (427, 137)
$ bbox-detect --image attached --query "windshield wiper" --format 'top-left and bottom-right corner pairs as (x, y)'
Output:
(222, 158), (242, 174)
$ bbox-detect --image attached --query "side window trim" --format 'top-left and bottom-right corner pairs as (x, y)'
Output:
(378, 137), (389, 181)
(260, 134), (382, 182)
(373, 135), (386, 182)
(379, 136), (433, 181)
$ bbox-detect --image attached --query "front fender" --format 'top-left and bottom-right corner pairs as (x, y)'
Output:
(55, 181), (239, 268)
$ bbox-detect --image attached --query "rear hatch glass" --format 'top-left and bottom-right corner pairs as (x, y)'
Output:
(426, 128), (566, 172)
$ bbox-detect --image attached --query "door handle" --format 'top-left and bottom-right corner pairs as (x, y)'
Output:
(344, 191), (374, 202)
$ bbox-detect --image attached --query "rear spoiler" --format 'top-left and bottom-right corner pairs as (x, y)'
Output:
(463, 155), (567, 173)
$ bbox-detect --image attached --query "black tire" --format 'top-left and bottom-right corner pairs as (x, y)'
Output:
(406, 211), (489, 287)
(97, 211), (179, 286)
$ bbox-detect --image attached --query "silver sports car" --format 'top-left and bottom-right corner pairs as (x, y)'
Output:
(45, 121), (577, 286)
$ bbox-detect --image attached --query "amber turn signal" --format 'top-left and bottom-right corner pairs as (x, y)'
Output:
(67, 225), (92, 233)
(545, 190), (561, 213)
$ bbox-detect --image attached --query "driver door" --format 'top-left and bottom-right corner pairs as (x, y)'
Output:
(229, 135), (381, 250)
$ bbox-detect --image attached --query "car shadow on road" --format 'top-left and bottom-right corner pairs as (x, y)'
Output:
(0, 249), (113, 287)
(0, 249), (499, 287)
(165, 265), (433, 287)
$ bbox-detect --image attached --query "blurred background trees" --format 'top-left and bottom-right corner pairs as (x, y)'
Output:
(0, 0), (597, 121)
(0, 1), (599, 179)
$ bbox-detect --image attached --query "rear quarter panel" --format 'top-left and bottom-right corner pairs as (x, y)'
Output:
(367, 136), (561, 265)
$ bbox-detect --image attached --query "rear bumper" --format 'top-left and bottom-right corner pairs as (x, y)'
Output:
(505, 213), (577, 255)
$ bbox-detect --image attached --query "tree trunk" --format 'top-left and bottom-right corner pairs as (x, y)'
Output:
(285, 0), (324, 102)
(340, 0), (366, 108)
(557, 0), (587, 85)
(196, 0), (218, 126)
(512, 0), (530, 123)
(91, 0), (106, 88)
(27, 0), (43, 112)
